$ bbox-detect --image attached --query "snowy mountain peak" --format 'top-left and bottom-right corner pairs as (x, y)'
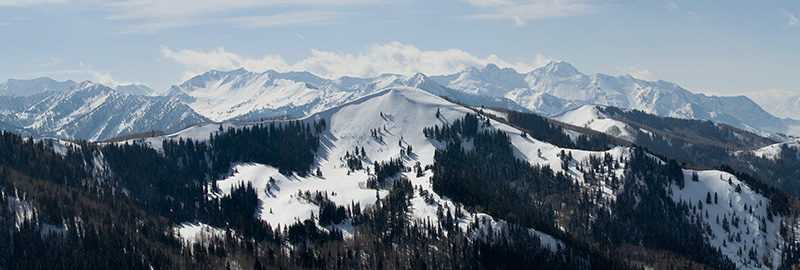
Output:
(480, 63), (501, 74)
(70, 81), (107, 93)
(479, 63), (517, 77)
(180, 69), (255, 90)
(0, 77), (77, 97)
(536, 61), (581, 77)
(116, 84), (157, 96)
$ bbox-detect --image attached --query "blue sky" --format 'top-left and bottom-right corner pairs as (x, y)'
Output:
(1, 0), (799, 100)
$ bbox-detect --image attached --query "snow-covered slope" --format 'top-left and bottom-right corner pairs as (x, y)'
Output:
(554, 105), (635, 141)
(672, 170), (783, 269)
(746, 138), (800, 160)
(115, 83), (157, 96)
(0, 77), (76, 97)
(155, 87), (575, 242)
(3, 81), (208, 141)
(145, 87), (787, 268)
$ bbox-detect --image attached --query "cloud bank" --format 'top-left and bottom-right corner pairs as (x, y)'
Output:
(162, 42), (553, 81)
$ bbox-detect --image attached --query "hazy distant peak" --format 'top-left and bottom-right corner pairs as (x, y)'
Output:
(0, 77), (77, 97)
(536, 61), (581, 77)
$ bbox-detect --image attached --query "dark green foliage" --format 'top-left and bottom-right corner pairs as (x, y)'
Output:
(211, 121), (320, 176)
(367, 158), (405, 189)
(507, 110), (613, 151)
(587, 106), (800, 199)
(0, 133), (190, 269)
(596, 106), (772, 149)
(614, 148), (735, 268)
(101, 141), (203, 221)
(0, 132), (89, 187)
(426, 115), (736, 269)
(423, 112), (479, 141)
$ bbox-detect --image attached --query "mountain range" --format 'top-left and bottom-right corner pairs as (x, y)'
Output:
(3, 86), (797, 269)
(1, 61), (798, 141)
(0, 79), (206, 141)
(2, 63), (800, 268)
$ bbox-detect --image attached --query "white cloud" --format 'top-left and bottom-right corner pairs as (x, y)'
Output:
(161, 42), (552, 80)
(664, 1), (679, 11)
(161, 46), (290, 81)
(105, 0), (384, 33)
(740, 88), (800, 118)
(78, 63), (135, 88)
(463, 0), (597, 26)
(741, 89), (797, 104)
(785, 10), (799, 27)
(617, 66), (656, 81)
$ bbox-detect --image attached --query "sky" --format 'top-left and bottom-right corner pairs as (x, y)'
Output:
(1, 0), (799, 101)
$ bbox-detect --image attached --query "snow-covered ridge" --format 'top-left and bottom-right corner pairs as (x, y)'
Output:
(744, 138), (800, 161)
(4, 59), (799, 140)
(162, 61), (800, 137)
(554, 105), (635, 141)
(0, 77), (76, 97)
(0, 80), (207, 141)
(136, 86), (783, 268)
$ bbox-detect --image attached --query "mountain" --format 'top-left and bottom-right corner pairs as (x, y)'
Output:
(115, 83), (157, 96)
(165, 62), (799, 137)
(767, 95), (800, 121)
(2, 61), (796, 140)
(547, 103), (800, 202)
(1, 87), (798, 268)
(431, 61), (800, 136)
(0, 77), (76, 96)
(1, 81), (208, 141)
(167, 68), (529, 122)
(178, 87), (799, 268)
(554, 104), (774, 149)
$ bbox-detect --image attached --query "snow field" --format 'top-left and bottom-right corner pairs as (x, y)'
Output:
(670, 170), (783, 269)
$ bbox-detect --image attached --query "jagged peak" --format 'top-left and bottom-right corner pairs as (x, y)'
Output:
(409, 72), (429, 81)
(536, 60), (581, 77)
(67, 81), (118, 95)
(481, 63), (501, 73)
(75, 80), (99, 90)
